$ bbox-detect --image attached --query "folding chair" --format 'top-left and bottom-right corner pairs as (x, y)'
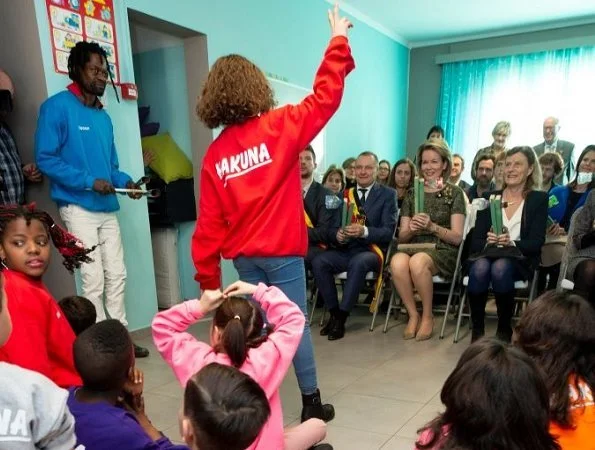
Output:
(556, 206), (583, 293)
(383, 212), (474, 335)
(452, 269), (539, 343)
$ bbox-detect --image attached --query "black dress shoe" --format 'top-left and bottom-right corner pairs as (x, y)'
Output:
(311, 444), (333, 450)
(134, 343), (150, 358)
(320, 315), (336, 336)
(328, 318), (345, 341)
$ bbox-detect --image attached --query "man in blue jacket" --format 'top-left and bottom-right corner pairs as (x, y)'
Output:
(35, 41), (148, 357)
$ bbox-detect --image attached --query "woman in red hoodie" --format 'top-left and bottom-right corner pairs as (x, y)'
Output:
(0, 204), (94, 387)
(192, 4), (354, 422)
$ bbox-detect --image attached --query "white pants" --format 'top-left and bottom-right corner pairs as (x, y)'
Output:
(59, 204), (128, 326)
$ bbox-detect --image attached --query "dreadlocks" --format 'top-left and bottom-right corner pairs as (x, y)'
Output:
(67, 41), (119, 102)
(0, 204), (95, 272)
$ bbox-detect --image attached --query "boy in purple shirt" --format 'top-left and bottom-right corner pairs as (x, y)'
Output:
(67, 319), (188, 450)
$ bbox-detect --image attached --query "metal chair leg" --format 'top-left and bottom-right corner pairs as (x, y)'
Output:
(439, 270), (458, 339)
(454, 290), (467, 343)
(383, 286), (396, 333)
(308, 288), (318, 325)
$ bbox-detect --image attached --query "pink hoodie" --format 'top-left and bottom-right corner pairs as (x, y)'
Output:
(152, 283), (305, 450)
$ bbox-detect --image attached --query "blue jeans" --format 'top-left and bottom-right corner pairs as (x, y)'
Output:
(233, 256), (318, 395)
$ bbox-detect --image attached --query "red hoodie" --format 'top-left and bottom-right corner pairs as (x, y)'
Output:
(192, 36), (355, 290)
(0, 269), (81, 388)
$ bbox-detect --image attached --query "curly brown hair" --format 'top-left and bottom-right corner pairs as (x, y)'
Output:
(197, 55), (276, 129)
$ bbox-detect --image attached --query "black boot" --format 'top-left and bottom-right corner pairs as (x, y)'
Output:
(310, 444), (333, 450)
(301, 389), (335, 423)
(495, 292), (515, 343)
(320, 308), (338, 336)
(328, 309), (348, 341)
(469, 292), (488, 343)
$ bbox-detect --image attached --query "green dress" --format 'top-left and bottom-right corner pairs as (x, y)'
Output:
(399, 182), (467, 277)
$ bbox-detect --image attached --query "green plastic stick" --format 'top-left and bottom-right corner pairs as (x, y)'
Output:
(347, 203), (354, 225)
(419, 178), (425, 214)
(341, 198), (348, 228)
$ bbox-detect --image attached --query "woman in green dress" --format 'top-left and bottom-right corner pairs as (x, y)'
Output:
(390, 139), (466, 341)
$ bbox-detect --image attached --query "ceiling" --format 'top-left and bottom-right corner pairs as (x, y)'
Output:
(331, 0), (595, 47)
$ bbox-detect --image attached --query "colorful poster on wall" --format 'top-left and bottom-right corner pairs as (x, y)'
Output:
(45, 0), (120, 83)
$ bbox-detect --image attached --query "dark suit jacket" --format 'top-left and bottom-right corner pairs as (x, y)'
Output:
(533, 140), (575, 184)
(304, 181), (341, 247)
(334, 183), (398, 250)
(470, 190), (548, 270)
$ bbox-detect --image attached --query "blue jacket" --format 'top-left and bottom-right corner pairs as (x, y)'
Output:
(548, 185), (591, 227)
(35, 90), (132, 212)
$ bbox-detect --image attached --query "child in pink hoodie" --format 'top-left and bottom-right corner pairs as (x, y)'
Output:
(152, 281), (330, 450)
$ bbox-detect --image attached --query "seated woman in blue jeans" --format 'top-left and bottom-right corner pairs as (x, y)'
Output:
(467, 146), (548, 343)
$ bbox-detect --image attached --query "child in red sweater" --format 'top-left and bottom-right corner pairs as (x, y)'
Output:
(192, 3), (354, 422)
(0, 203), (94, 387)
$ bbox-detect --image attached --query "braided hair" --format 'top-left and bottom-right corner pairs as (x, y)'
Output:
(67, 41), (120, 102)
(0, 204), (95, 272)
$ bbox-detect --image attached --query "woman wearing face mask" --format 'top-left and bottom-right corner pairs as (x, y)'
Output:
(538, 146), (595, 294)
(471, 121), (511, 182)
(390, 140), (466, 341)
(467, 146), (547, 344)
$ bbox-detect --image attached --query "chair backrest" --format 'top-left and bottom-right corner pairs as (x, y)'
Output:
(557, 206), (584, 286)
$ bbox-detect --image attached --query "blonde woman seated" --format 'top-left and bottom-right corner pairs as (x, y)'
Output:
(390, 139), (466, 341)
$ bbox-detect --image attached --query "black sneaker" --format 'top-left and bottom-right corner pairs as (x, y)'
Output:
(134, 344), (149, 358)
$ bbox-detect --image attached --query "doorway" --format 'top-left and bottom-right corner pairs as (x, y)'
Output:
(127, 10), (210, 306)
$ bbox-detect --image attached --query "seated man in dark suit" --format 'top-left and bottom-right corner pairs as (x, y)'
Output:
(312, 151), (398, 341)
(300, 146), (341, 268)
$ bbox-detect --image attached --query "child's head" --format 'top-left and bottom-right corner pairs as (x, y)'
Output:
(180, 362), (270, 450)
(196, 55), (276, 130)
(59, 296), (97, 335)
(515, 291), (595, 427)
(417, 338), (558, 450)
(0, 273), (11, 347)
(0, 204), (95, 277)
(211, 296), (273, 368)
(73, 319), (133, 392)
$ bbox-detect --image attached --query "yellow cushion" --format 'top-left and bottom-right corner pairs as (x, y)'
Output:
(141, 133), (193, 183)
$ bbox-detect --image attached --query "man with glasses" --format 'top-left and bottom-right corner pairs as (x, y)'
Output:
(35, 42), (149, 358)
(312, 151), (397, 340)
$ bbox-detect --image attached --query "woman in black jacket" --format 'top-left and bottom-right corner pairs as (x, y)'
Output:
(467, 146), (547, 343)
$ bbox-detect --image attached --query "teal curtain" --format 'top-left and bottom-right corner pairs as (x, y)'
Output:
(436, 46), (595, 182)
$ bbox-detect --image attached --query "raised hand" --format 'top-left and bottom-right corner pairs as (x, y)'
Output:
(328, 3), (353, 38)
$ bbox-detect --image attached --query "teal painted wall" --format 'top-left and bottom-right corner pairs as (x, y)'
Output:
(133, 46), (198, 301)
(33, 0), (409, 329)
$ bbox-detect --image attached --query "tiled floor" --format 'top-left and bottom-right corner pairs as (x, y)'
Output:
(134, 309), (480, 449)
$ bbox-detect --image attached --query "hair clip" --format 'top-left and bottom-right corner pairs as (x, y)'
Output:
(233, 315), (241, 320)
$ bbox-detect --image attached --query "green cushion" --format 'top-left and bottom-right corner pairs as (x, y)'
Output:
(141, 133), (193, 183)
